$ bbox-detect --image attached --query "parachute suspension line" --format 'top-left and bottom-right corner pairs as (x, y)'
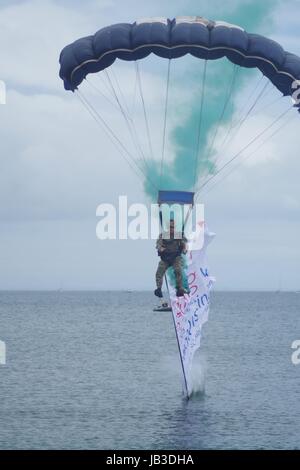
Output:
(160, 58), (171, 187)
(109, 65), (153, 172)
(199, 111), (297, 199)
(75, 90), (144, 185)
(231, 79), (271, 133)
(135, 61), (155, 161)
(104, 69), (150, 173)
(231, 73), (265, 129)
(212, 79), (273, 171)
(195, 105), (293, 196)
(193, 59), (207, 189)
(97, 72), (117, 100)
(204, 63), (239, 165)
(242, 77), (273, 118)
(85, 78), (122, 112)
(76, 89), (130, 153)
(88, 72), (143, 152)
(248, 94), (284, 119)
(110, 66), (132, 118)
(131, 61), (139, 118)
(219, 69), (237, 148)
(218, 79), (271, 157)
(75, 90), (144, 182)
(216, 67), (258, 152)
(75, 90), (158, 191)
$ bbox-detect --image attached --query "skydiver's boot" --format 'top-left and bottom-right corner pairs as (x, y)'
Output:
(154, 287), (163, 298)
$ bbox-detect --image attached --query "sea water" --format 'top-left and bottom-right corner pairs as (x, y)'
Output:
(0, 291), (299, 449)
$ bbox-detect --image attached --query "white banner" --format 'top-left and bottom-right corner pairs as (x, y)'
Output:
(167, 226), (215, 397)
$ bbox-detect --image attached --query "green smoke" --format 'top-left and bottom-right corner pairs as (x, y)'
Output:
(144, 0), (279, 200)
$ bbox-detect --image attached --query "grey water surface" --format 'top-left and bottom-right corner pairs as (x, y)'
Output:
(0, 291), (299, 449)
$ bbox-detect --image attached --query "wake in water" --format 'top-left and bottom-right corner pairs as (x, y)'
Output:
(187, 355), (207, 399)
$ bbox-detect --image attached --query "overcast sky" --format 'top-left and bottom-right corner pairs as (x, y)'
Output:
(0, 0), (300, 290)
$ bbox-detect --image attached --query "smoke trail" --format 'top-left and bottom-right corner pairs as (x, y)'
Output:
(144, 0), (279, 199)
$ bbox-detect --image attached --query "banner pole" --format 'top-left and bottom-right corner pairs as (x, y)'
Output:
(165, 275), (190, 399)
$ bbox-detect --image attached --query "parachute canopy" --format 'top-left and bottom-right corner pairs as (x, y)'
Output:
(59, 16), (300, 105)
(58, 17), (299, 199)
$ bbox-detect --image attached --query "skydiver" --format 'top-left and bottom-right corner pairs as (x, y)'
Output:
(154, 219), (188, 298)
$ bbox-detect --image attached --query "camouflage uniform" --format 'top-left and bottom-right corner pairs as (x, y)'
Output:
(155, 234), (187, 290)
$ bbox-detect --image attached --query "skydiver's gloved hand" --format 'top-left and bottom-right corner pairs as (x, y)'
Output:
(154, 288), (163, 298)
(176, 288), (187, 297)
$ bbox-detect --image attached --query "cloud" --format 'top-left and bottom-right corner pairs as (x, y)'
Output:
(0, 0), (299, 289)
